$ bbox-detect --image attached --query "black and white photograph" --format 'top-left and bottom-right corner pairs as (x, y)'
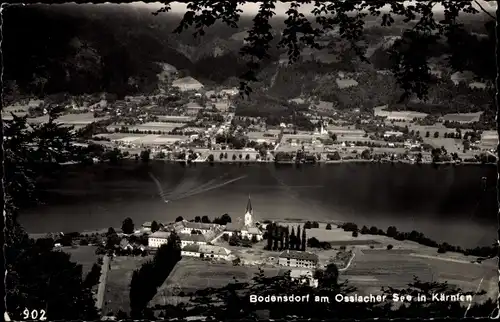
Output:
(2, 1), (499, 320)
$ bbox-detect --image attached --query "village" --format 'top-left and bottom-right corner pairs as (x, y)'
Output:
(3, 61), (498, 167)
(40, 194), (497, 318)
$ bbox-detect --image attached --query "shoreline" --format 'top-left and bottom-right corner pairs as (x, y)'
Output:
(154, 159), (495, 166)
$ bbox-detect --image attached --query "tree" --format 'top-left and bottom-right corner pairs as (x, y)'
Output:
(195, 216), (201, 222)
(433, 131), (439, 138)
(106, 227), (116, 236)
(387, 244), (394, 250)
(83, 262), (102, 289)
(220, 213), (232, 225)
(301, 227), (307, 251)
(201, 215), (211, 223)
(140, 149), (151, 163)
(304, 221), (312, 229)
(352, 231), (359, 237)
(6, 222), (99, 321)
(386, 226), (398, 238)
(284, 226), (290, 250)
(220, 153), (224, 160)
(175, 216), (184, 222)
(425, 131), (430, 138)
(151, 220), (160, 233)
(245, 154), (250, 160)
(208, 154), (215, 162)
(360, 226), (370, 234)
(266, 224), (273, 250)
(325, 224), (332, 230)
(232, 154), (237, 161)
(312, 221), (320, 228)
(296, 226), (301, 251)
(290, 227), (296, 250)
(122, 217), (135, 234)
(155, 1), (495, 103)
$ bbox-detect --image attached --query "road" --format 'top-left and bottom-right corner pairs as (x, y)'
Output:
(96, 255), (111, 313)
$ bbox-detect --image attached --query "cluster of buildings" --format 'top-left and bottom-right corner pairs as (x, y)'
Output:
(142, 195), (322, 287)
(146, 197), (264, 260)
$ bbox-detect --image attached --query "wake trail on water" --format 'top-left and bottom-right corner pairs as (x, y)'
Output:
(149, 172), (169, 202)
(171, 173), (230, 200)
(170, 175), (247, 202)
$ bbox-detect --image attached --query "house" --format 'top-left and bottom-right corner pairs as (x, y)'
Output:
(278, 250), (319, 268)
(383, 131), (404, 138)
(181, 244), (232, 260)
(199, 244), (231, 260)
(178, 233), (208, 247)
(177, 221), (221, 235)
(119, 239), (134, 251)
(181, 244), (202, 257)
(141, 221), (152, 232)
(185, 102), (205, 115)
(148, 231), (171, 248)
(290, 269), (319, 288)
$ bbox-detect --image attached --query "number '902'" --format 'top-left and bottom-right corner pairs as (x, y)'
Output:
(22, 309), (47, 321)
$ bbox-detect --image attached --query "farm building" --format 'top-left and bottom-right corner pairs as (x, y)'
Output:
(383, 131), (404, 138)
(184, 102), (205, 115)
(178, 233), (208, 247)
(181, 244), (232, 260)
(278, 250), (319, 269)
(148, 231), (171, 249)
(177, 221), (221, 235)
(172, 77), (204, 92)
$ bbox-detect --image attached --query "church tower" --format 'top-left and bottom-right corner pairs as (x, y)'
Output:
(244, 195), (253, 227)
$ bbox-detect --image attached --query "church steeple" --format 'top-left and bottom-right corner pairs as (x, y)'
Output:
(246, 195), (253, 214)
(244, 195), (253, 227)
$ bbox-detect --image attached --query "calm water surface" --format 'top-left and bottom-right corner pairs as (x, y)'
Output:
(19, 162), (497, 249)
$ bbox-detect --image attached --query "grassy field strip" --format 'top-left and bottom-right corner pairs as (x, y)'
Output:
(409, 253), (475, 264)
(343, 276), (379, 282)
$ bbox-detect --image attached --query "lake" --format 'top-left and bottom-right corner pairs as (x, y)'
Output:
(18, 161), (497, 249)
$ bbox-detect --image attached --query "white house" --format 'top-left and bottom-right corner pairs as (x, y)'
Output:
(178, 233), (208, 247)
(178, 221), (221, 235)
(181, 244), (202, 257)
(148, 231), (171, 248)
(278, 250), (319, 269)
(383, 131), (404, 138)
(290, 269), (319, 288)
(181, 244), (232, 260)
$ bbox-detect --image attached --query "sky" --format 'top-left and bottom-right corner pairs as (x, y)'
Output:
(131, 1), (497, 16)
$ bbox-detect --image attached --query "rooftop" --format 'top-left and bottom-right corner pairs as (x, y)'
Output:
(182, 244), (200, 253)
(183, 221), (220, 230)
(149, 231), (171, 239)
(278, 250), (319, 262)
(178, 233), (207, 242)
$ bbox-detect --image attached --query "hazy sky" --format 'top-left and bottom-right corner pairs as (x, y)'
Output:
(132, 1), (497, 16)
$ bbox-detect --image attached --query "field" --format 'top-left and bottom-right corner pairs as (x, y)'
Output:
(341, 248), (498, 305)
(99, 133), (189, 145)
(63, 245), (99, 276)
(442, 112), (482, 123)
(150, 258), (281, 307)
(102, 255), (153, 315)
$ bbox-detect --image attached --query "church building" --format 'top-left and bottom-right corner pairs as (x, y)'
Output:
(224, 196), (264, 241)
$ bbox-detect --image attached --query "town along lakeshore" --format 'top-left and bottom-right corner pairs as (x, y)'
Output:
(19, 161), (497, 250)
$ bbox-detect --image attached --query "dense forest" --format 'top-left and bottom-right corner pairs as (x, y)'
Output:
(4, 4), (495, 107)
